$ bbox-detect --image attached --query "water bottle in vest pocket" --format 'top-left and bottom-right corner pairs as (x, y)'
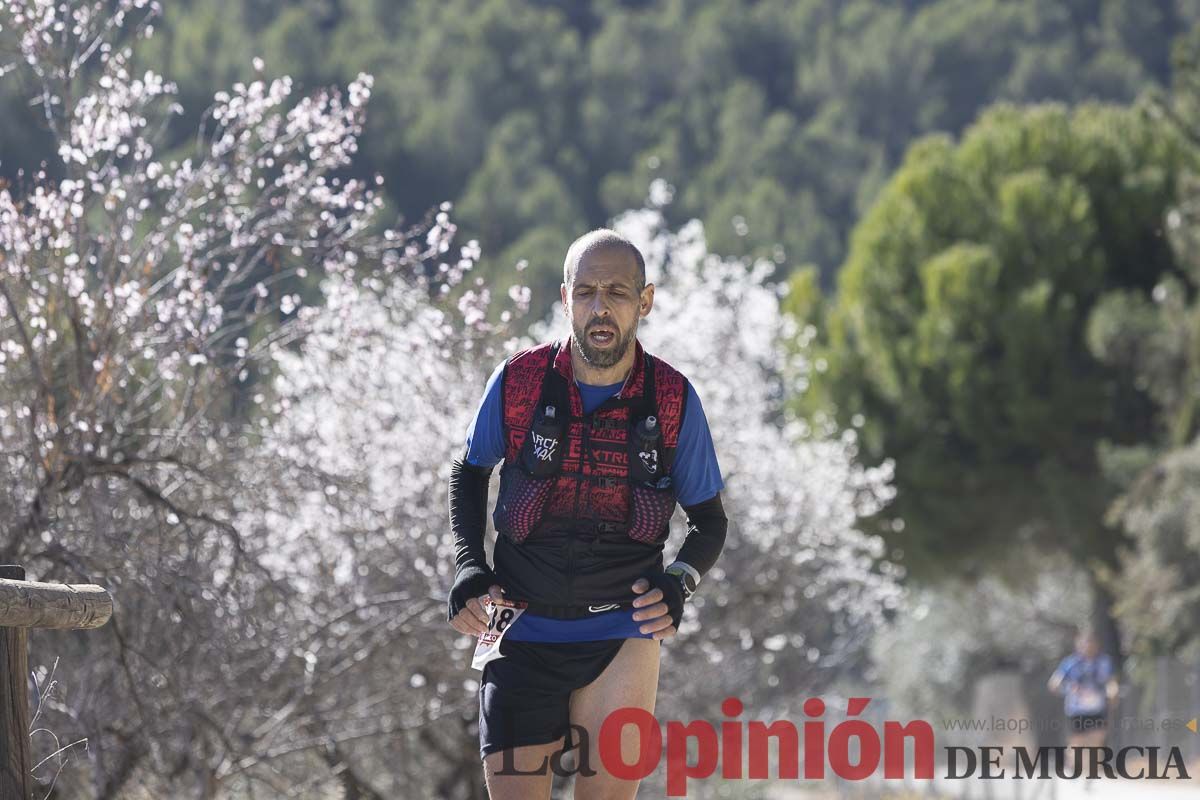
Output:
(626, 415), (677, 544)
(494, 403), (563, 543)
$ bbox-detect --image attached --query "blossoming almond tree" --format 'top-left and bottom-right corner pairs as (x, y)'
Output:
(234, 262), (530, 798)
(0, 1), (467, 796)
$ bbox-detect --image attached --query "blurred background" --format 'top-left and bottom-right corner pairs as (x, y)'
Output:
(1, 0), (1200, 797)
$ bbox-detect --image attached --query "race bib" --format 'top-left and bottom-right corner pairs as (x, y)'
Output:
(1074, 686), (1105, 713)
(471, 597), (527, 671)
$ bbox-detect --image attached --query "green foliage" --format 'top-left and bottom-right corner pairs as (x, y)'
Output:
(781, 264), (824, 326)
(1108, 440), (1200, 659)
(809, 103), (1192, 575)
(1094, 28), (1200, 657)
(2, 0), (1192, 306)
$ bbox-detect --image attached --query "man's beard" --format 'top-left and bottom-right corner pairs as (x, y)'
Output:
(573, 319), (637, 369)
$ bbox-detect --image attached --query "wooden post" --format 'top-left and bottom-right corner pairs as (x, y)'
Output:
(0, 577), (113, 630)
(0, 565), (32, 800)
(0, 566), (114, 800)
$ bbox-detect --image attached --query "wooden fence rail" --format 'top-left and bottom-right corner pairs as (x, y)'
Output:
(0, 565), (114, 800)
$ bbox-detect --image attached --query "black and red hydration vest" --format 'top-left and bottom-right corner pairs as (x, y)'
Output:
(491, 336), (689, 616)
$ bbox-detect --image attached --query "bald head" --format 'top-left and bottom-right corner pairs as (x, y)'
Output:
(563, 229), (646, 293)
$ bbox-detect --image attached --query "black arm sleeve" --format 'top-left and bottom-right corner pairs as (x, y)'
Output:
(449, 457), (493, 574)
(673, 492), (728, 578)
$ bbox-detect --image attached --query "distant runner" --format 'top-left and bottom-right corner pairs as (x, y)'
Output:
(1049, 626), (1119, 749)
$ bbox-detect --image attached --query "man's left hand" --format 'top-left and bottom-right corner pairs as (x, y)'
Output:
(631, 575), (684, 640)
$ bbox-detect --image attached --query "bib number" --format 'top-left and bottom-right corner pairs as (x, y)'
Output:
(1074, 686), (1105, 713)
(471, 597), (527, 671)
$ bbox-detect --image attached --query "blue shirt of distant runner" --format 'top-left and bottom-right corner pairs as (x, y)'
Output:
(1052, 653), (1114, 717)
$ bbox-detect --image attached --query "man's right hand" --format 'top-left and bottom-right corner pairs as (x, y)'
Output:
(447, 565), (504, 636)
(449, 584), (504, 636)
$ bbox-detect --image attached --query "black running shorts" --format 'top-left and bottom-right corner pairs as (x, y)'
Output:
(478, 639), (626, 759)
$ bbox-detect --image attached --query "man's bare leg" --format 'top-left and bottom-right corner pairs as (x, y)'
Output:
(483, 740), (562, 800)
(569, 638), (661, 800)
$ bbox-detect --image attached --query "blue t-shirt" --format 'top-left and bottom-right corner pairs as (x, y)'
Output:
(1052, 653), (1113, 716)
(462, 354), (724, 642)
(464, 359), (724, 506)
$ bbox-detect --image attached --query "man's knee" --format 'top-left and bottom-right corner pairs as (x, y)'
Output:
(483, 742), (561, 800)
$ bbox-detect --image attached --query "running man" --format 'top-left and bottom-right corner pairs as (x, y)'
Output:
(446, 229), (728, 799)
(1048, 626), (1119, 749)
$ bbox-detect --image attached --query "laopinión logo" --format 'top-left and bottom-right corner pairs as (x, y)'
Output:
(944, 744), (1190, 781)
(494, 697), (1193, 797)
